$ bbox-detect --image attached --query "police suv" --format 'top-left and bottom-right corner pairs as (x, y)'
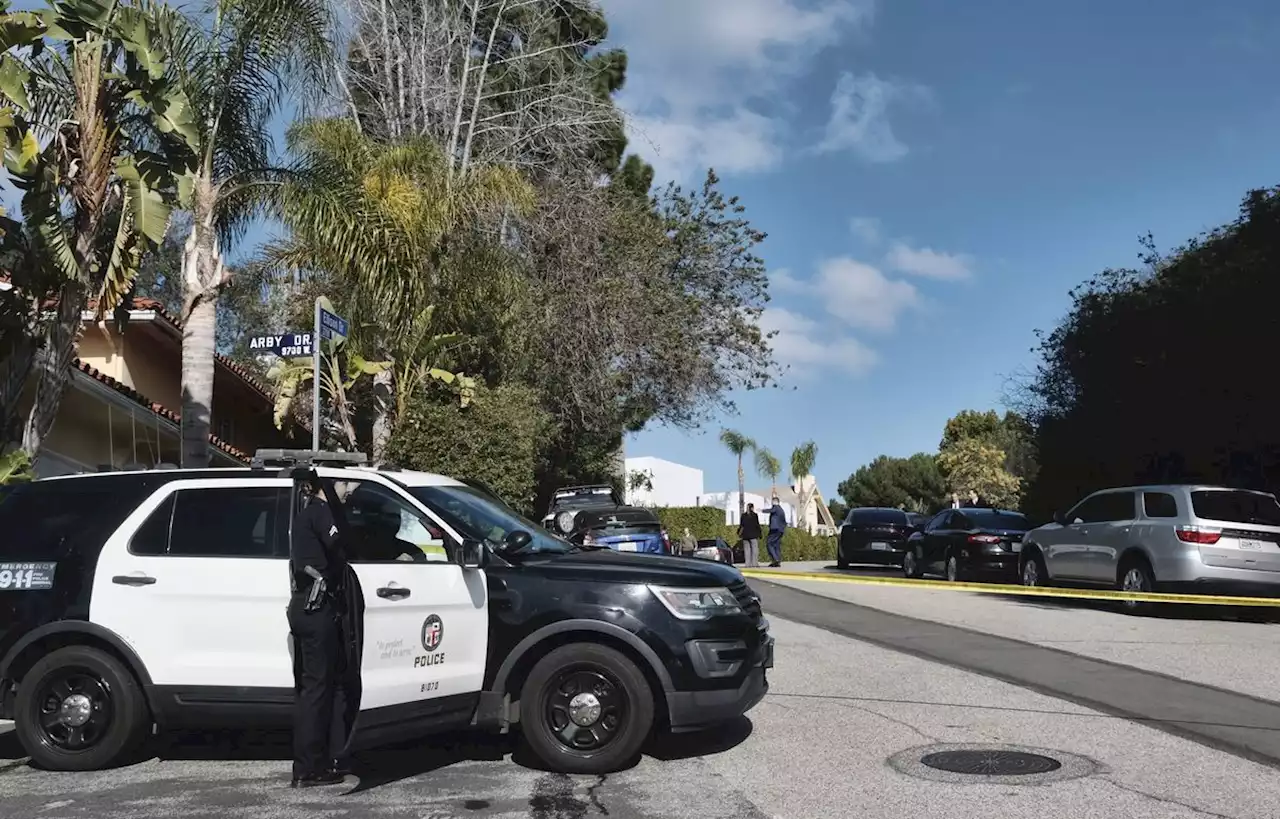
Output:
(0, 451), (773, 775)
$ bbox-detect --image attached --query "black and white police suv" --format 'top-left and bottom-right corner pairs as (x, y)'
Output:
(0, 451), (773, 774)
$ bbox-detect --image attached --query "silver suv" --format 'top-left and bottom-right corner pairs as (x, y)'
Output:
(1019, 485), (1280, 602)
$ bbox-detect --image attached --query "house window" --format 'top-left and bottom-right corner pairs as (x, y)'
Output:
(216, 416), (234, 443)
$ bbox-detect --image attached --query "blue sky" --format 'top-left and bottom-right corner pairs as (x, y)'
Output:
(604, 0), (1280, 498)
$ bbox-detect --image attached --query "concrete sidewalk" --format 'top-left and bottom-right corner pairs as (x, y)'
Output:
(749, 562), (1280, 703)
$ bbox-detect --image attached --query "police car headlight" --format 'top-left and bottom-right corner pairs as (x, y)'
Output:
(648, 585), (743, 620)
(556, 511), (578, 534)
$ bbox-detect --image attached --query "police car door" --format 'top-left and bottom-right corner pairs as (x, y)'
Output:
(313, 469), (488, 747)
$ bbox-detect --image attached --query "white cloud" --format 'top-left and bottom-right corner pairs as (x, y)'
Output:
(761, 307), (878, 378)
(815, 257), (919, 332)
(849, 216), (882, 245)
(770, 267), (806, 294)
(814, 71), (931, 162)
(602, 0), (874, 182)
(884, 241), (974, 280)
(629, 109), (783, 183)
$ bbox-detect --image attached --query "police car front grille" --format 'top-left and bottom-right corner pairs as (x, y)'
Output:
(728, 580), (763, 620)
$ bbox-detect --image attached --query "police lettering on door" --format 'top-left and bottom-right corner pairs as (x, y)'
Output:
(415, 614), (445, 668)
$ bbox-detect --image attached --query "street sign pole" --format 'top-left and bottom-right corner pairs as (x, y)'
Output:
(312, 297), (321, 450)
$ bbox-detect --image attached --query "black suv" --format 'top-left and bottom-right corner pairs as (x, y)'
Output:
(0, 452), (773, 774)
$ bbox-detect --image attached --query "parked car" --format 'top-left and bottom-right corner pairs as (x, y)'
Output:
(693, 537), (735, 565)
(0, 452), (772, 774)
(836, 507), (927, 569)
(1020, 485), (1280, 609)
(569, 506), (667, 554)
(903, 508), (1034, 582)
(542, 484), (622, 534)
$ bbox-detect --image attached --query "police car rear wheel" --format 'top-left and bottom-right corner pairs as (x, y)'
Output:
(16, 646), (150, 771)
(520, 643), (654, 775)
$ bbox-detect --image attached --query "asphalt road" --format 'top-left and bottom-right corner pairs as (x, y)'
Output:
(5, 583), (1280, 818)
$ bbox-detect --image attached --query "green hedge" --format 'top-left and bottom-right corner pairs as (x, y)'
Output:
(653, 507), (725, 538)
(653, 506), (836, 562)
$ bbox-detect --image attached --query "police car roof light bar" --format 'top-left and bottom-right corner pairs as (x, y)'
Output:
(251, 449), (369, 469)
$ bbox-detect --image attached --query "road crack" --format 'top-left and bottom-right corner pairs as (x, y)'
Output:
(1099, 776), (1238, 819)
(833, 700), (940, 744)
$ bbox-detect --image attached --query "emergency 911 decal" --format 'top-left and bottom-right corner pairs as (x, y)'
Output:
(0, 562), (56, 590)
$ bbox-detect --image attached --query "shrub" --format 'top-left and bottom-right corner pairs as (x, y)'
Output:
(386, 383), (550, 515)
(653, 506), (725, 538)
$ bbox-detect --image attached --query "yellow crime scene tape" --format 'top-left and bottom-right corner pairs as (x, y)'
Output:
(738, 567), (1280, 608)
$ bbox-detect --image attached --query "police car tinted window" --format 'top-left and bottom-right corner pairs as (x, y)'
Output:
(411, 485), (571, 554)
(0, 481), (139, 559)
(131, 487), (287, 558)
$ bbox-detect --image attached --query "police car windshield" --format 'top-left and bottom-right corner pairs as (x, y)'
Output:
(409, 485), (571, 554)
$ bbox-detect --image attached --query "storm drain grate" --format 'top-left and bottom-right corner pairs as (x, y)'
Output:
(888, 743), (1098, 786)
(920, 749), (1062, 776)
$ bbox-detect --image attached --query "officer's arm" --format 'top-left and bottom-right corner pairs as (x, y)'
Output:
(312, 503), (341, 548)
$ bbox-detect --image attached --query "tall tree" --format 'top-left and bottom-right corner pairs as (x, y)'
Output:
(264, 118), (529, 458)
(1019, 187), (1280, 519)
(937, 437), (1022, 509)
(789, 440), (818, 533)
(169, 0), (332, 467)
(754, 447), (780, 497)
(0, 0), (198, 458)
(719, 428), (755, 518)
(939, 408), (1037, 484)
(838, 453), (947, 512)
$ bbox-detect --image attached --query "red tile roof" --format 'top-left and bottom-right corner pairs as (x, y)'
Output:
(74, 359), (251, 463)
(113, 296), (275, 401)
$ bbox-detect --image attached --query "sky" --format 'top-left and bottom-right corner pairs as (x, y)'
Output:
(603, 0), (1280, 499)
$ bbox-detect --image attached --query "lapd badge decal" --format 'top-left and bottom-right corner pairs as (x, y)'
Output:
(415, 615), (446, 668)
(421, 614), (444, 651)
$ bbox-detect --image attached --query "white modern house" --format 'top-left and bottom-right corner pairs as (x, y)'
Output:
(698, 476), (837, 534)
(697, 491), (794, 527)
(623, 456), (704, 508)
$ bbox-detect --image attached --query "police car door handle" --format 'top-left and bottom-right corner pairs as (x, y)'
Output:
(112, 574), (156, 586)
(377, 586), (411, 600)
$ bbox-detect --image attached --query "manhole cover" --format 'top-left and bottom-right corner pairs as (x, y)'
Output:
(920, 749), (1062, 776)
(888, 743), (1099, 786)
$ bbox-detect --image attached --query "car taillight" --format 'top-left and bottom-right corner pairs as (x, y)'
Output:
(968, 534), (1001, 544)
(1176, 525), (1221, 545)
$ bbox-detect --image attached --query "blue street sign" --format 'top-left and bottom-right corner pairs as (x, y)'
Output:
(319, 307), (349, 341)
(248, 332), (313, 358)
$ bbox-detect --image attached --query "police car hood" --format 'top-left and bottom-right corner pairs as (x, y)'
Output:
(531, 547), (744, 586)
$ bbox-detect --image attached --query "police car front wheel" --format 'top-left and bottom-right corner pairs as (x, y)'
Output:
(16, 645), (151, 771)
(520, 643), (654, 775)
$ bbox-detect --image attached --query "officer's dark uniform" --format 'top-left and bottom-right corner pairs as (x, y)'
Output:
(288, 487), (348, 787)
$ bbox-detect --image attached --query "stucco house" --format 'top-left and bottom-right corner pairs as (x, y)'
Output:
(17, 296), (304, 478)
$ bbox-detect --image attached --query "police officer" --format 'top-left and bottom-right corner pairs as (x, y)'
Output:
(288, 475), (348, 788)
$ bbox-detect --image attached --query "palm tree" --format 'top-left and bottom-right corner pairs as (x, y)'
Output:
(789, 440), (818, 533)
(0, 0), (198, 459)
(719, 428), (756, 519)
(264, 118), (531, 459)
(754, 447), (781, 497)
(165, 0), (332, 467)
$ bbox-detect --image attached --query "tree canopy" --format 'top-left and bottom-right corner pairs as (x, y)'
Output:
(837, 453), (946, 512)
(1018, 187), (1280, 520)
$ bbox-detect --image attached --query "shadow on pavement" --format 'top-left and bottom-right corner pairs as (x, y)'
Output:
(0, 718), (756, 786)
(645, 716), (753, 761)
(151, 728), (515, 792)
(988, 592), (1280, 624)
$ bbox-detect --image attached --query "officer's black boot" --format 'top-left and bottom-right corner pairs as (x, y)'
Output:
(290, 770), (345, 788)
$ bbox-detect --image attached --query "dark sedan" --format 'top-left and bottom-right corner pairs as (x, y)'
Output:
(836, 507), (926, 569)
(903, 508), (1034, 582)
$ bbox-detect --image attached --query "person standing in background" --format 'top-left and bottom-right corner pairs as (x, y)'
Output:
(680, 527), (697, 556)
(738, 503), (762, 567)
(766, 496), (787, 568)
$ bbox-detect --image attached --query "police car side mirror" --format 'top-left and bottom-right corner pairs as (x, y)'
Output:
(500, 529), (534, 555)
(459, 538), (486, 568)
